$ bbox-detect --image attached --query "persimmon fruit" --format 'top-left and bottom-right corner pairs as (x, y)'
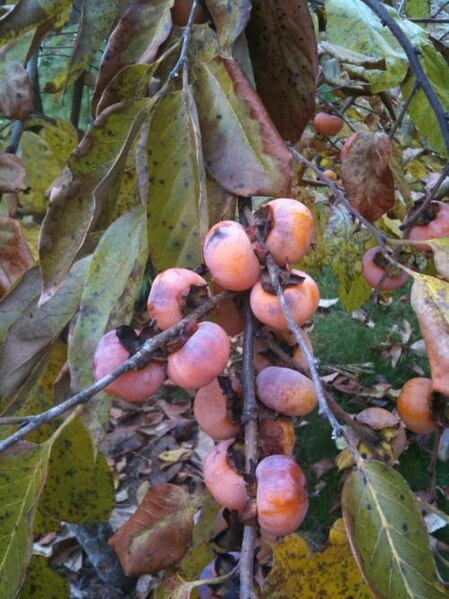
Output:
(256, 455), (308, 535)
(147, 267), (208, 330)
(264, 198), (315, 266)
(361, 247), (409, 291)
(203, 439), (247, 511)
(396, 377), (438, 434)
(250, 269), (320, 330)
(93, 330), (166, 403)
(203, 220), (260, 291)
(313, 112), (344, 136)
(256, 366), (317, 417)
(167, 321), (230, 390)
(408, 201), (449, 252)
(171, 0), (207, 26)
(193, 378), (241, 440)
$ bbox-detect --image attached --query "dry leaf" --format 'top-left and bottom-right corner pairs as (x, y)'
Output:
(0, 61), (34, 120)
(0, 152), (26, 192)
(0, 216), (33, 297)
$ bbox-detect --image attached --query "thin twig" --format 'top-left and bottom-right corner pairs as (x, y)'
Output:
(400, 163), (449, 230)
(360, 0), (449, 155)
(389, 82), (420, 139)
(169, 0), (200, 80)
(0, 292), (230, 454)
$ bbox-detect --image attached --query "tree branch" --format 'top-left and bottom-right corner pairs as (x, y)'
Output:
(169, 0), (201, 80)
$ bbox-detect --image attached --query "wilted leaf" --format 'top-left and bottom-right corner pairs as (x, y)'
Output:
(205, 0), (251, 52)
(0, 256), (90, 397)
(342, 460), (448, 599)
(47, 0), (119, 93)
(0, 61), (34, 120)
(0, 442), (51, 599)
(263, 519), (372, 598)
(109, 483), (200, 575)
(410, 274), (449, 396)
(92, 0), (173, 114)
(147, 88), (206, 270)
(428, 238), (449, 280)
(0, 153), (26, 193)
(0, 265), (41, 342)
(190, 27), (291, 197)
(20, 555), (69, 599)
(34, 416), (114, 532)
(17, 131), (62, 214)
(0, 216), (33, 298)
(39, 98), (151, 302)
(0, 0), (71, 48)
(341, 132), (394, 222)
(246, 0), (318, 142)
(69, 206), (148, 446)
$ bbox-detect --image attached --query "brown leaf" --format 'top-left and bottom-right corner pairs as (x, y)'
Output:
(0, 152), (26, 193)
(0, 61), (34, 120)
(91, 0), (172, 115)
(0, 216), (33, 297)
(246, 0), (318, 143)
(109, 483), (200, 575)
(341, 132), (394, 222)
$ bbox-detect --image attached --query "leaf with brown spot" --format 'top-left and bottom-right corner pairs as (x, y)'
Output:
(341, 132), (395, 222)
(91, 0), (173, 115)
(190, 27), (291, 197)
(246, 0), (318, 143)
(109, 483), (200, 575)
(0, 61), (34, 120)
(205, 0), (252, 53)
(411, 274), (449, 396)
(0, 216), (33, 298)
(0, 153), (26, 193)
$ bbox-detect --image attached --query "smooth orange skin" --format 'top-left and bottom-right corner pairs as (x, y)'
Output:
(203, 220), (260, 291)
(250, 269), (320, 331)
(397, 377), (438, 434)
(361, 247), (409, 291)
(256, 455), (308, 536)
(256, 366), (317, 417)
(292, 330), (313, 370)
(265, 198), (314, 266)
(147, 268), (207, 330)
(194, 378), (241, 440)
(203, 439), (248, 511)
(171, 0), (207, 26)
(93, 330), (166, 402)
(167, 321), (230, 390)
(408, 202), (449, 252)
(314, 112), (344, 136)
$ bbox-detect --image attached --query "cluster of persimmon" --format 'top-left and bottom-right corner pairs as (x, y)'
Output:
(93, 197), (320, 547)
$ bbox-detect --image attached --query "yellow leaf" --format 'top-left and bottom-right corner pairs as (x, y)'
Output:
(263, 519), (373, 598)
(159, 448), (192, 463)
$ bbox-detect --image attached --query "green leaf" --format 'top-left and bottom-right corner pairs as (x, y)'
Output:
(92, 0), (173, 114)
(246, 0), (318, 142)
(405, 0), (430, 18)
(39, 98), (151, 302)
(147, 88), (206, 270)
(46, 0), (119, 93)
(34, 416), (114, 532)
(0, 442), (52, 599)
(0, 256), (90, 397)
(0, 266), (41, 342)
(20, 555), (69, 599)
(190, 27), (292, 197)
(69, 205), (148, 445)
(342, 460), (449, 599)
(204, 0), (251, 53)
(0, 0), (71, 47)
(96, 63), (156, 115)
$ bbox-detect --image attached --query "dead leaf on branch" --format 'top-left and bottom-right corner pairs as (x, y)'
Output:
(341, 132), (395, 222)
(0, 61), (34, 120)
(109, 483), (201, 575)
(0, 216), (33, 298)
(0, 153), (26, 193)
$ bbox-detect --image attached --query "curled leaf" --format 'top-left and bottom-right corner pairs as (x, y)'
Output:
(341, 132), (395, 222)
(109, 483), (200, 575)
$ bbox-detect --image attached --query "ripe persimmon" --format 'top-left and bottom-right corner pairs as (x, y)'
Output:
(250, 269), (320, 331)
(313, 112), (344, 136)
(147, 267), (208, 330)
(193, 378), (241, 440)
(408, 201), (449, 252)
(264, 198), (314, 266)
(203, 439), (247, 511)
(256, 366), (317, 417)
(396, 378), (438, 434)
(203, 220), (260, 291)
(93, 330), (166, 402)
(167, 321), (230, 390)
(171, 0), (207, 26)
(361, 247), (409, 291)
(256, 455), (308, 536)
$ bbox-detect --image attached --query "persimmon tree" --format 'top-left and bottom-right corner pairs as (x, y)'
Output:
(0, 0), (449, 598)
